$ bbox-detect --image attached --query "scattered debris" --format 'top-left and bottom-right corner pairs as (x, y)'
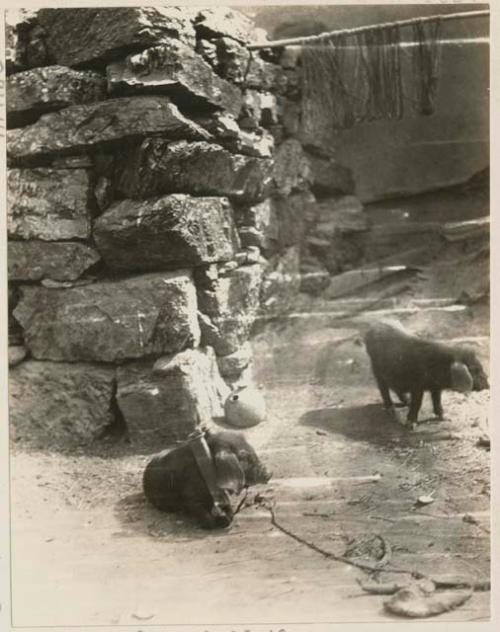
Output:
(384, 583), (473, 618)
(415, 493), (435, 506)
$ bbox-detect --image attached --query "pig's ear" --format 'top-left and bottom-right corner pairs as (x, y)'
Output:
(450, 361), (473, 392)
(213, 449), (245, 494)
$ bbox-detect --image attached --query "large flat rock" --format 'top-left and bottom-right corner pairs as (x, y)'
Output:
(37, 7), (196, 68)
(7, 66), (107, 128)
(9, 360), (115, 448)
(13, 271), (200, 363)
(8, 241), (100, 282)
(8, 168), (92, 240)
(94, 193), (240, 273)
(7, 96), (210, 165)
(107, 41), (242, 118)
(193, 8), (261, 44)
(197, 264), (262, 355)
(117, 347), (229, 445)
(116, 139), (273, 204)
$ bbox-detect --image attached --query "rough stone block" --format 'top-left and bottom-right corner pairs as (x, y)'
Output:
(216, 342), (253, 378)
(94, 193), (240, 273)
(306, 154), (355, 196)
(37, 7), (196, 68)
(194, 114), (274, 158)
(13, 271), (200, 363)
(117, 347), (229, 445)
(212, 37), (285, 92)
(9, 360), (115, 447)
(107, 41), (243, 118)
(194, 8), (260, 44)
(197, 264), (262, 355)
(5, 9), (47, 74)
(7, 96), (210, 165)
(8, 241), (100, 282)
(7, 66), (107, 128)
(116, 139), (273, 204)
(272, 138), (313, 196)
(8, 345), (27, 368)
(7, 168), (92, 240)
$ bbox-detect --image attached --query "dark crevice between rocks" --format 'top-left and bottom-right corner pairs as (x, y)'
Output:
(95, 378), (130, 445)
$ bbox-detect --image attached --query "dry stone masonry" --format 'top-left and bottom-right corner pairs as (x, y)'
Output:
(7, 6), (367, 449)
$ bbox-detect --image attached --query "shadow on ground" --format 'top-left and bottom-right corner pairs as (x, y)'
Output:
(113, 492), (231, 543)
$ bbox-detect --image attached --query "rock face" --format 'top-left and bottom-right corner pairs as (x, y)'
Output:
(7, 169), (92, 240)
(8, 241), (100, 282)
(37, 7), (196, 67)
(5, 9), (47, 74)
(271, 191), (317, 252)
(216, 342), (253, 379)
(306, 154), (355, 196)
(194, 8), (260, 44)
(107, 41), (242, 118)
(272, 139), (312, 196)
(7, 97), (210, 164)
(7, 66), (107, 128)
(197, 264), (262, 356)
(116, 139), (273, 204)
(9, 360), (115, 447)
(94, 194), (240, 273)
(13, 272), (200, 363)
(117, 347), (229, 445)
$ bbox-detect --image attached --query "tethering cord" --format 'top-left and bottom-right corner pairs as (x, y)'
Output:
(247, 9), (489, 50)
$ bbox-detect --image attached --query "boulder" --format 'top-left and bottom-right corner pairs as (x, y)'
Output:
(107, 41), (243, 118)
(197, 264), (262, 356)
(7, 96), (210, 165)
(116, 139), (273, 204)
(117, 347), (229, 445)
(5, 9), (47, 74)
(8, 345), (27, 368)
(13, 271), (200, 363)
(7, 168), (92, 240)
(272, 138), (312, 196)
(239, 198), (279, 251)
(7, 66), (107, 128)
(9, 360), (116, 448)
(8, 241), (100, 282)
(94, 193), (239, 273)
(194, 114), (274, 158)
(193, 8), (261, 44)
(216, 342), (253, 379)
(211, 37), (286, 92)
(306, 154), (355, 196)
(37, 7), (196, 68)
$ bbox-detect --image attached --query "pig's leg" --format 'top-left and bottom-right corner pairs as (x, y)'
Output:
(395, 390), (409, 407)
(407, 389), (424, 425)
(431, 389), (444, 420)
(372, 371), (399, 422)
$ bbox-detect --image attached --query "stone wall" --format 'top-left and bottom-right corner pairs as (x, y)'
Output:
(6, 6), (365, 449)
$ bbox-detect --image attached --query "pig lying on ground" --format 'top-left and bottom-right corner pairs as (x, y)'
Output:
(143, 429), (271, 529)
(364, 320), (489, 426)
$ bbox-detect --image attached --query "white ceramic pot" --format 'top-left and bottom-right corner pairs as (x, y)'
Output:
(224, 385), (266, 428)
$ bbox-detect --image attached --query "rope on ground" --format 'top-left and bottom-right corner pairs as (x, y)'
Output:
(252, 496), (490, 592)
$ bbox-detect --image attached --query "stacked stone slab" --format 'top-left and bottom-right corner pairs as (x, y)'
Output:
(6, 6), (365, 449)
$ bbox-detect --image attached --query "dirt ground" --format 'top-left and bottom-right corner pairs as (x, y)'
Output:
(8, 190), (490, 627)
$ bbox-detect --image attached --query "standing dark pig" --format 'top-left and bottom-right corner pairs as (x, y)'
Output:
(143, 429), (271, 529)
(364, 320), (489, 426)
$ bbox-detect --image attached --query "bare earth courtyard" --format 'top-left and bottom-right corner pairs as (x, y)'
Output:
(9, 282), (490, 626)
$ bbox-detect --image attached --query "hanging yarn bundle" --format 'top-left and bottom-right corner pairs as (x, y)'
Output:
(411, 20), (442, 115)
(300, 18), (442, 133)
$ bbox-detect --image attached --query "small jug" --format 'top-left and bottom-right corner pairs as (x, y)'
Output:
(224, 385), (266, 428)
